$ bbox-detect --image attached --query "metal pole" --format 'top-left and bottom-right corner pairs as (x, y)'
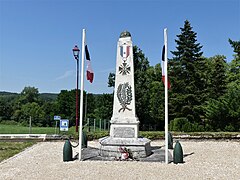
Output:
(94, 119), (96, 132)
(104, 119), (106, 131)
(29, 116), (32, 134)
(55, 121), (57, 135)
(87, 118), (90, 132)
(99, 119), (101, 131)
(76, 55), (79, 133)
(84, 93), (87, 124)
(79, 29), (86, 161)
(164, 28), (169, 164)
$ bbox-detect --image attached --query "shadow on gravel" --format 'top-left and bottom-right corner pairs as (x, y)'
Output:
(151, 145), (163, 150)
(184, 152), (194, 158)
(71, 146), (173, 163)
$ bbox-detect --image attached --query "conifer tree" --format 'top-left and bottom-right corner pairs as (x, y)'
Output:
(227, 39), (240, 88)
(169, 20), (207, 123)
(208, 55), (227, 99)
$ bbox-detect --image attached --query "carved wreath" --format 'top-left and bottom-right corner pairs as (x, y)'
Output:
(117, 82), (132, 112)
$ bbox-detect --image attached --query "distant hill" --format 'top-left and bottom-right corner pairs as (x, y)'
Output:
(0, 91), (58, 101)
(39, 93), (58, 101)
(0, 91), (19, 99)
(0, 91), (18, 96)
(0, 91), (105, 101)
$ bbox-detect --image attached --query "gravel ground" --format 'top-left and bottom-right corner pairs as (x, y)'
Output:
(0, 140), (239, 180)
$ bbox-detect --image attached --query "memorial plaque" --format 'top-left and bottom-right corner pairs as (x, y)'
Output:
(113, 127), (135, 138)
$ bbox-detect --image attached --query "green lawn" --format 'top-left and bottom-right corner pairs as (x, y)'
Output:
(0, 124), (79, 135)
(0, 124), (57, 134)
(0, 124), (104, 133)
(0, 141), (35, 162)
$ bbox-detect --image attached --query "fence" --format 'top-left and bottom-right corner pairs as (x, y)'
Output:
(84, 118), (159, 132)
(84, 118), (110, 132)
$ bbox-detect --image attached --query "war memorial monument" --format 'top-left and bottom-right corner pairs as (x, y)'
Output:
(99, 31), (151, 158)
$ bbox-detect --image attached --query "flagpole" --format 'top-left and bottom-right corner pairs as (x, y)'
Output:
(79, 29), (86, 161)
(164, 28), (169, 164)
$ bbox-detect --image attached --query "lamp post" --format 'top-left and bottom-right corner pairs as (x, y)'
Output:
(72, 45), (80, 133)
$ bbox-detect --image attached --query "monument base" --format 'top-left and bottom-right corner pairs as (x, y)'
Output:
(99, 136), (151, 158)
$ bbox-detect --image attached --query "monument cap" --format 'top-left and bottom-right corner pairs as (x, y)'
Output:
(120, 31), (131, 38)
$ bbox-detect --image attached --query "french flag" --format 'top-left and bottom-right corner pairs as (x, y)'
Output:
(162, 45), (171, 89)
(85, 45), (94, 83)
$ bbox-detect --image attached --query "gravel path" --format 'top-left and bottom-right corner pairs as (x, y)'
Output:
(0, 140), (239, 180)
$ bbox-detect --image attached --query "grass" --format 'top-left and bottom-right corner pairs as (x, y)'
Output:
(0, 124), (239, 140)
(0, 124), (110, 139)
(0, 124), (59, 134)
(0, 141), (36, 162)
(0, 124), (105, 133)
(0, 124), (78, 135)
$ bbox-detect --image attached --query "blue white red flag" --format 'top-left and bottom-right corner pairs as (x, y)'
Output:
(120, 45), (130, 59)
(85, 45), (94, 83)
(162, 45), (171, 89)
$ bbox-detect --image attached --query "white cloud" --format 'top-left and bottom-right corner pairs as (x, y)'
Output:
(55, 70), (74, 80)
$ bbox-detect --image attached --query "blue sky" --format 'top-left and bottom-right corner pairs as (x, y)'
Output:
(0, 0), (239, 94)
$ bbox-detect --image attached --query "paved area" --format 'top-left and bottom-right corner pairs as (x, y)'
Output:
(0, 140), (239, 180)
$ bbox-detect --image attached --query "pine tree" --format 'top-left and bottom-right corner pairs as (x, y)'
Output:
(227, 39), (240, 88)
(229, 39), (240, 56)
(169, 20), (207, 123)
(208, 55), (227, 99)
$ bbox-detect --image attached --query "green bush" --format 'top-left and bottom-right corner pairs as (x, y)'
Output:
(170, 117), (188, 131)
(204, 124), (213, 131)
(86, 131), (109, 141)
(170, 118), (205, 132)
(20, 121), (28, 127)
(139, 131), (164, 140)
(182, 121), (192, 132)
(0, 120), (18, 125)
(197, 125), (204, 132)
(224, 124), (235, 132)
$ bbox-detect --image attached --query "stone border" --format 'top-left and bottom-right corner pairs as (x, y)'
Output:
(0, 133), (239, 141)
(0, 134), (62, 141)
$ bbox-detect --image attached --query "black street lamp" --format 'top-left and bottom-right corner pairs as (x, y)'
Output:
(73, 45), (80, 60)
(72, 45), (80, 132)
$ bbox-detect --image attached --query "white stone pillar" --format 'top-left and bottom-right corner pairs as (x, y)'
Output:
(99, 31), (151, 158)
(110, 31), (139, 138)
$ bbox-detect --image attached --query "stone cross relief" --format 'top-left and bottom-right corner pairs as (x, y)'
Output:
(119, 62), (131, 75)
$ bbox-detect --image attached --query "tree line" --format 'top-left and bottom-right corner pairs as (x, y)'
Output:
(0, 20), (239, 131)
(0, 88), (113, 127)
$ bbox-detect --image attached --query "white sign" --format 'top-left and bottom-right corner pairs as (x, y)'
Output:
(54, 116), (61, 121)
(60, 119), (69, 131)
